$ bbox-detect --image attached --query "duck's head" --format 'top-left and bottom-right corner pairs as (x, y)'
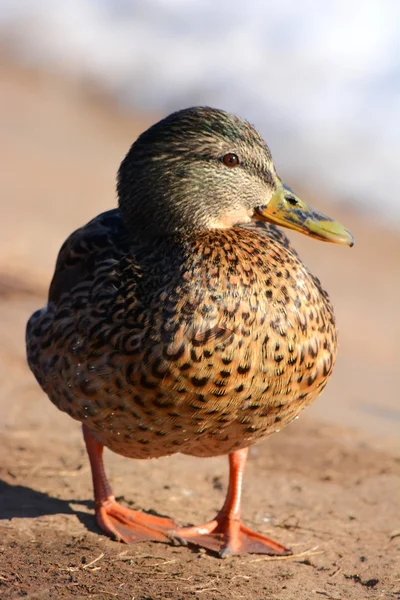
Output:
(118, 107), (353, 246)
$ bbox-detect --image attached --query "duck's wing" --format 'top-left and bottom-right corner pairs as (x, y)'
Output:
(26, 209), (132, 390)
(48, 209), (130, 305)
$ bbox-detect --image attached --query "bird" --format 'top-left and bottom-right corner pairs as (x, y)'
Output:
(26, 107), (354, 558)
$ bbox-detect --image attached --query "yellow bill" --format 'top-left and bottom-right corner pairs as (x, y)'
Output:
(255, 182), (354, 247)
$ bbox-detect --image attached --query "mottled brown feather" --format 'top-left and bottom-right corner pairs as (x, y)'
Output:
(27, 209), (337, 459)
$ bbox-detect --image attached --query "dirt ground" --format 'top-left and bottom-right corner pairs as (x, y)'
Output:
(1, 58), (399, 599)
(2, 409), (399, 600)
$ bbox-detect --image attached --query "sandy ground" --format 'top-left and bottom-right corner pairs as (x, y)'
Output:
(0, 58), (399, 599)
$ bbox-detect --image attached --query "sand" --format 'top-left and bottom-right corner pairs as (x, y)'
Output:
(0, 58), (399, 599)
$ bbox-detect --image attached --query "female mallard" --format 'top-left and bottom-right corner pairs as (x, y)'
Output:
(26, 107), (353, 557)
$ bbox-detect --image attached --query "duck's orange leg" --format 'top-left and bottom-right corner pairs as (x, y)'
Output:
(83, 425), (178, 543)
(171, 447), (292, 557)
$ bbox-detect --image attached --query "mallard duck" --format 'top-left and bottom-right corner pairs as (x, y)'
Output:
(26, 107), (353, 557)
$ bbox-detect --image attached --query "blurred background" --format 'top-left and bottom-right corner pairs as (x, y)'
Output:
(0, 0), (399, 446)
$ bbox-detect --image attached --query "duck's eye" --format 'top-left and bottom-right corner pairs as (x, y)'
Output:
(222, 153), (239, 167)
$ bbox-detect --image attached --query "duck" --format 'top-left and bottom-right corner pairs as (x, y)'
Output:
(26, 107), (354, 558)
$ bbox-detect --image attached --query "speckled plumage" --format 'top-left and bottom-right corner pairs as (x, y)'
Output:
(26, 107), (351, 556)
(27, 209), (336, 459)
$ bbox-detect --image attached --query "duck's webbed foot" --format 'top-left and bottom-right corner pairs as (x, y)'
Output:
(171, 515), (290, 557)
(170, 447), (291, 557)
(96, 496), (178, 544)
(83, 425), (178, 544)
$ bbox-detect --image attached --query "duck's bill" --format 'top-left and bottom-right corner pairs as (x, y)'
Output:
(255, 184), (354, 247)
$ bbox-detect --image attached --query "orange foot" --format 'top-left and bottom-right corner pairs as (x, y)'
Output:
(171, 515), (291, 558)
(96, 496), (179, 543)
(83, 426), (178, 544)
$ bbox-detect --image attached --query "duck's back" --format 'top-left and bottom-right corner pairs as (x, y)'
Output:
(27, 210), (337, 459)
